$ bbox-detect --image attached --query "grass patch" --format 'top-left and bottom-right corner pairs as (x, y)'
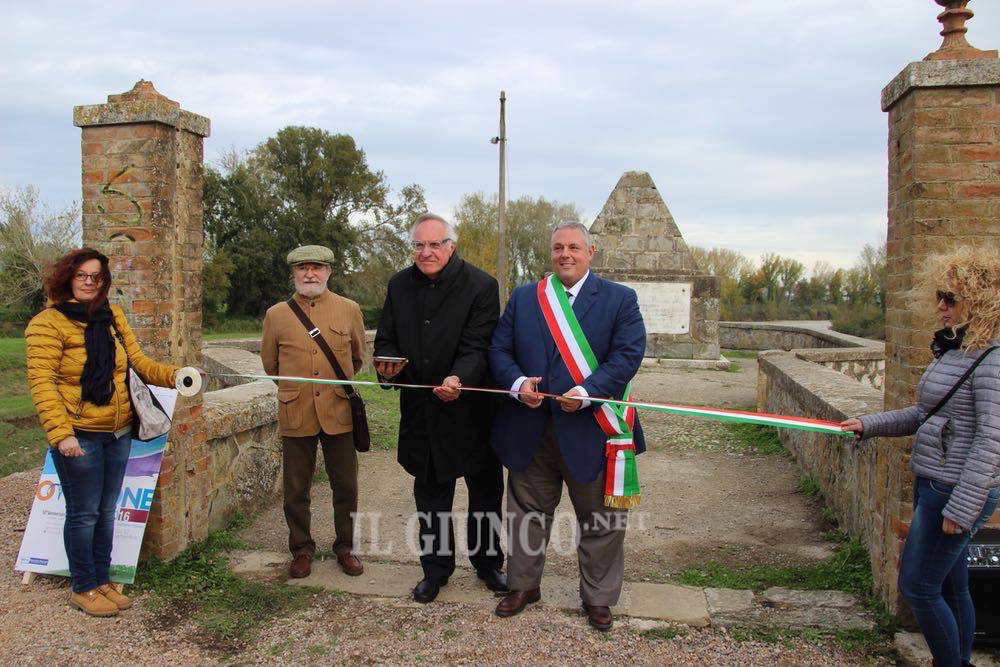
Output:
(721, 348), (759, 360)
(640, 626), (688, 641)
(675, 538), (872, 595)
(823, 529), (850, 544)
(724, 361), (743, 373)
(203, 316), (263, 337)
(135, 513), (312, 650)
(722, 423), (786, 455)
(0, 421), (49, 477)
(353, 371), (400, 451)
(797, 475), (822, 497)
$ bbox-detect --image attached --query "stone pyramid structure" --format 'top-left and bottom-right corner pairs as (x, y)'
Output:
(590, 171), (699, 275)
(588, 171), (721, 363)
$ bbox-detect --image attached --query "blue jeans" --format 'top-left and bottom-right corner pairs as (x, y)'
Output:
(52, 430), (131, 593)
(898, 476), (1000, 667)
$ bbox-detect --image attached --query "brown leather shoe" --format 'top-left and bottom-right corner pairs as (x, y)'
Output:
(495, 588), (541, 617)
(337, 552), (364, 576)
(582, 603), (613, 631)
(289, 554), (312, 578)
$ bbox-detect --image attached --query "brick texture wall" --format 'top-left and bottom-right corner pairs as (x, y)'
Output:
(881, 55), (1000, 608)
(74, 81), (211, 559)
(884, 81), (1000, 413)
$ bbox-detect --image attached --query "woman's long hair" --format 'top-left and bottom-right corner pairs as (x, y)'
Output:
(913, 245), (1000, 350)
(43, 248), (112, 314)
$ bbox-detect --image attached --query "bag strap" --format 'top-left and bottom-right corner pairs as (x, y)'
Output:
(922, 345), (998, 424)
(108, 317), (168, 417)
(109, 319), (132, 368)
(285, 297), (358, 399)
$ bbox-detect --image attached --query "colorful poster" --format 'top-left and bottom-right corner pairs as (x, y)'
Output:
(14, 387), (177, 584)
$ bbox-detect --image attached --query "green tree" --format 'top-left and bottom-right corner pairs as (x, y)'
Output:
(455, 192), (583, 295)
(690, 246), (753, 320)
(205, 129), (420, 316)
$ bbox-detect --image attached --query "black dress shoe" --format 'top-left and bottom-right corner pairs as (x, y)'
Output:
(412, 577), (445, 603)
(476, 569), (509, 593)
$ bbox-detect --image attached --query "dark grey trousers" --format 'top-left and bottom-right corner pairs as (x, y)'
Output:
(506, 419), (629, 606)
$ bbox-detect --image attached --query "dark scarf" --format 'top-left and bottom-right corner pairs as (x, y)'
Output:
(931, 325), (966, 359)
(53, 301), (116, 406)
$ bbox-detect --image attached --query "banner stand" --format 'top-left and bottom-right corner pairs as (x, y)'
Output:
(15, 387), (177, 594)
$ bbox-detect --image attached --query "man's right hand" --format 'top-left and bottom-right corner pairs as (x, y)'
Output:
(57, 436), (85, 457)
(518, 376), (544, 409)
(375, 359), (408, 379)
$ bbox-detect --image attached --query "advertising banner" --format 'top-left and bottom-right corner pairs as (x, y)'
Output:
(14, 387), (177, 583)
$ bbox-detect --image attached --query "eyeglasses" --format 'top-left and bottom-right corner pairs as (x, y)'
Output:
(411, 239), (452, 253)
(73, 272), (104, 285)
(936, 290), (958, 306)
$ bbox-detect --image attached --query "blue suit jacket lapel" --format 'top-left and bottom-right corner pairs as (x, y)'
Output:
(571, 272), (601, 324)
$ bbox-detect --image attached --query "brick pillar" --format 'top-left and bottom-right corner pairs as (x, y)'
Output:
(74, 81), (211, 559)
(878, 1), (999, 610)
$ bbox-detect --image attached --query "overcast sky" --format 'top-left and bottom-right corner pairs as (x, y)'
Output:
(2, 0), (998, 270)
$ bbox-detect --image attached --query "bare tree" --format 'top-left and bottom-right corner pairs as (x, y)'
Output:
(0, 186), (81, 312)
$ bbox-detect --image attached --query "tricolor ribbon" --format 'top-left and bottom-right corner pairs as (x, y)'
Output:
(205, 372), (851, 438)
(536, 274), (643, 509)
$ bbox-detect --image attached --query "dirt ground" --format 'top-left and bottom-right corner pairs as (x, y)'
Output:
(243, 358), (835, 580)
(0, 468), (873, 667)
(0, 357), (879, 665)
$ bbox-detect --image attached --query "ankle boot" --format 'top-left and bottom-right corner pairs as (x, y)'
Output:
(69, 589), (119, 617)
(97, 583), (133, 610)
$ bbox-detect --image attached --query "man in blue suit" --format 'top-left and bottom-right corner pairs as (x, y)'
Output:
(490, 221), (646, 631)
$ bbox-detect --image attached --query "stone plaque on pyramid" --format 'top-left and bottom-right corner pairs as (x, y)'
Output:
(590, 171), (721, 362)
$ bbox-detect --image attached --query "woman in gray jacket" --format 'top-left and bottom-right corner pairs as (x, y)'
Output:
(842, 247), (1000, 667)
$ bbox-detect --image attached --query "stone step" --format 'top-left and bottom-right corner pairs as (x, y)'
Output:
(228, 550), (873, 631)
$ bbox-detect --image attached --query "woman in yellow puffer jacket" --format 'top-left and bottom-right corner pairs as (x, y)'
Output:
(25, 248), (179, 617)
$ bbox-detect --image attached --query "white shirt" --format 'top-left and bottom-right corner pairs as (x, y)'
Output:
(510, 271), (592, 407)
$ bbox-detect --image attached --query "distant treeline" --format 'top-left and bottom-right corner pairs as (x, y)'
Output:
(690, 244), (886, 339)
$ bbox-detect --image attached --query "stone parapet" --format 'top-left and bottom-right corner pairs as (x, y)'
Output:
(756, 351), (907, 610)
(719, 321), (883, 352)
(794, 348), (887, 390)
(201, 346), (280, 530)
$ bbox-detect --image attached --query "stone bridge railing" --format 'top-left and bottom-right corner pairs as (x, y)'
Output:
(199, 346), (280, 530)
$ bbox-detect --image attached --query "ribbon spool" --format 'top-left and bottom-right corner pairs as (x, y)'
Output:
(175, 366), (205, 397)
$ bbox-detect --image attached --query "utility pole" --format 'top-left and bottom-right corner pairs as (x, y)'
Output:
(492, 90), (509, 304)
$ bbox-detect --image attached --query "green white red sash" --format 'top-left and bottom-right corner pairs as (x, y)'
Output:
(536, 274), (641, 509)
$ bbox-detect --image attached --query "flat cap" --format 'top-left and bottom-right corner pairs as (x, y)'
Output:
(286, 245), (334, 266)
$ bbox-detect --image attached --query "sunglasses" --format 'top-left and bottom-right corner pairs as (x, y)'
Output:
(936, 290), (958, 306)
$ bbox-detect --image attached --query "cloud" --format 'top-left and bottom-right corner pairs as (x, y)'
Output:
(1, 0), (997, 269)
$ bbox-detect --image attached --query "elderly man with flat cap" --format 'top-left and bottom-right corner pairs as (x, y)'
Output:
(261, 245), (367, 579)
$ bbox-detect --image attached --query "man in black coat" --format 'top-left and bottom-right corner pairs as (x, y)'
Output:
(374, 213), (506, 603)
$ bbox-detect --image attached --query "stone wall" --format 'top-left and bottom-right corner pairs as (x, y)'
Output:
(719, 322), (881, 353)
(200, 347), (281, 529)
(756, 351), (908, 610)
(795, 348), (886, 391)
